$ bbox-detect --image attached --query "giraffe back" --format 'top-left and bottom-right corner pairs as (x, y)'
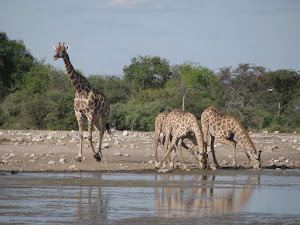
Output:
(165, 110), (203, 147)
(201, 107), (257, 153)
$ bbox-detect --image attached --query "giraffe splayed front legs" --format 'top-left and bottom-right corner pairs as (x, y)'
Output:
(53, 42), (111, 162)
(156, 110), (207, 170)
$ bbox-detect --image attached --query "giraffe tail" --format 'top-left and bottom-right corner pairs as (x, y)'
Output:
(106, 123), (112, 135)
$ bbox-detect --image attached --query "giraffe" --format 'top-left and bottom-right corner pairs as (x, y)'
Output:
(154, 112), (198, 168)
(156, 110), (207, 170)
(53, 42), (111, 162)
(201, 107), (262, 169)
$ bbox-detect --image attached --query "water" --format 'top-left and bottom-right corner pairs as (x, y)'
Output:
(1, 170), (300, 224)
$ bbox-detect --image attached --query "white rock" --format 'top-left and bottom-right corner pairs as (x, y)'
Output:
(69, 137), (79, 143)
(279, 157), (285, 162)
(102, 143), (109, 149)
(32, 136), (43, 142)
(59, 158), (67, 164)
(69, 165), (76, 169)
(123, 130), (129, 136)
(125, 154), (129, 157)
(16, 137), (25, 142)
(130, 143), (136, 149)
(114, 152), (122, 156)
(48, 161), (56, 165)
(274, 131), (280, 134)
(263, 131), (268, 134)
(46, 135), (54, 140)
(8, 153), (16, 158)
(114, 139), (121, 145)
(148, 160), (154, 164)
(30, 154), (36, 158)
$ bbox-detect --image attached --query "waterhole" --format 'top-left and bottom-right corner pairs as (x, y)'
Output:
(1, 170), (300, 224)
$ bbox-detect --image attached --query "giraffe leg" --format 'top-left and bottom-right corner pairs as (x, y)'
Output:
(214, 136), (237, 168)
(177, 139), (187, 170)
(75, 116), (83, 162)
(93, 120), (103, 161)
(154, 131), (160, 167)
(157, 138), (176, 169)
(87, 119), (100, 161)
(210, 135), (220, 168)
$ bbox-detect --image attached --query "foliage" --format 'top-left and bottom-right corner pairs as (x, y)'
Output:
(0, 32), (35, 101)
(123, 55), (172, 91)
(0, 32), (299, 132)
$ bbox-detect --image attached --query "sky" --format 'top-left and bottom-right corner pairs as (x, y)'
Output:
(1, 0), (300, 76)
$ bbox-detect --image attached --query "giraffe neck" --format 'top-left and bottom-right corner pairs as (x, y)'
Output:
(63, 52), (92, 93)
(233, 121), (257, 153)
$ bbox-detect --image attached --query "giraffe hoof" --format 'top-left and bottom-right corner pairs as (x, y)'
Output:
(75, 156), (82, 162)
(93, 153), (101, 162)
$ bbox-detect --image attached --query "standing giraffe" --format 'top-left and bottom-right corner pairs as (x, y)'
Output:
(53, 42), (110, 162)
(157, 110), (207, 170)
(201, 107), (261, 169)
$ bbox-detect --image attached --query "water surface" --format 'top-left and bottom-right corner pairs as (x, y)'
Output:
(1, 170), (300, 224)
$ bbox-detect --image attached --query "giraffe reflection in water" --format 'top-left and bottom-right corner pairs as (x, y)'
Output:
(154, 174), (260, 218)
(74, 174), (109, 223)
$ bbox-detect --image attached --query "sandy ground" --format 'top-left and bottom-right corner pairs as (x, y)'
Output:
(1, 129), (300, 172)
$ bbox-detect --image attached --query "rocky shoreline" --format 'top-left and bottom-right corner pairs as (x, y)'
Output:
(1, 130), (300, 172)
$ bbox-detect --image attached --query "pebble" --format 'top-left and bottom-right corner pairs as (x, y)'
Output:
(32, 136), (43, 142)
(1, 160), (8, 164)
(114, 152), (122, 156)
(59, 158), (67, 164)
(30, 154), (36, 158)
(125, 154), (129, 157)
(102, 143), (109, 149)
(148, 160), (154, 164)
(69, 165), (76, 169)
(123, 130), (129, 136)
(8, 153), (16, 158)
(48, 161), (56, 165)
(69, 137), (79, 143)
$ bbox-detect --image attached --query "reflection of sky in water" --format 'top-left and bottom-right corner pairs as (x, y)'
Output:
(0, 171), (300, 224)
(246, 175), (300, 215)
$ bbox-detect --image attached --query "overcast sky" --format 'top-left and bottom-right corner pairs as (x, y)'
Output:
(1, 0), (299, 76)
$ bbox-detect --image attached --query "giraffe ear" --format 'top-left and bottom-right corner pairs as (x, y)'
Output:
(66, 46), (70, 51)
(53, 46), (57, 50)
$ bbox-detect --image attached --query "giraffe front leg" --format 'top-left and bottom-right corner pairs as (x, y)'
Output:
(210, 135), (220, 168)
(154, 132), (160, 167)
(157, 138), (176, 169)
(178, 140), (188, 170)
(75, 116), (83, 162)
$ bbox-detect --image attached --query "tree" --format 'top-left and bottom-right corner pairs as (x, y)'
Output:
(259, 69), (300, 115)
(0, 32), (35, 101)
(179, 62), (218, 111)
(218, 64), (265, 110)
(123, 55), (172, 92)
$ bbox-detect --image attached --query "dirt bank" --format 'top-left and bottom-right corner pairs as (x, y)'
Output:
(1, 130), (300, 172)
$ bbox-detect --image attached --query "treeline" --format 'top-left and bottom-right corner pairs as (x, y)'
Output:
(0, 32), (299, 132)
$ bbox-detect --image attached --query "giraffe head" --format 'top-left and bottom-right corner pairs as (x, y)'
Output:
(247, 147), (262, 170)
(53, 42), (70, 60)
